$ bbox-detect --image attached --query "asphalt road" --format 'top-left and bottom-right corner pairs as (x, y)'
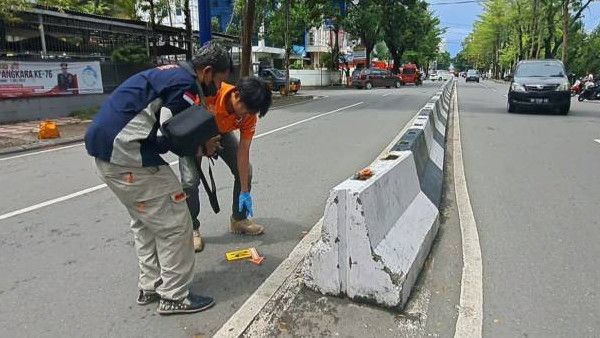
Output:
(0, 82), (443, 337)
(457, 80), (600, 337)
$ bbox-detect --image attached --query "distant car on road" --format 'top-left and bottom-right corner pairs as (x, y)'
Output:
(353, 68), (401, 89)
(507, 59), (570, 114)
(466, 69), (480, 82)
(435, 70), (453, 81)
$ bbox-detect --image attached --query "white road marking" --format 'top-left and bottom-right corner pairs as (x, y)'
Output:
(0, 96), (332, 163)
(452, 85), (484, 338)
(594, 139), (600, 144)
(478, 81), (497, 92)
(0, 102), (364, 222)
(251, 102), (363, 139)
(0, 185), (106, 221)
(382, 93), (392, 97)
(0, 143), (84, 162)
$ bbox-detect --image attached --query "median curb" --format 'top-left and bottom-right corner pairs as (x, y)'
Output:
(0, 136), (84, 156)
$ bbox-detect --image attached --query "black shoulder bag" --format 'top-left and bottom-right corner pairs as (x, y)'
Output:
(197, 157), (220, 214)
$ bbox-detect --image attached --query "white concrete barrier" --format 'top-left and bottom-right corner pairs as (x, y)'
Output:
(305, 79), (455, 308)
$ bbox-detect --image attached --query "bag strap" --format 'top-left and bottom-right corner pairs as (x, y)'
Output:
(198, 157), (220, 214)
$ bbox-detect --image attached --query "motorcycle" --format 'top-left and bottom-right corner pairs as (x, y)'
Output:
(570, 80), (584, 96)
(577, 81), (600, 101)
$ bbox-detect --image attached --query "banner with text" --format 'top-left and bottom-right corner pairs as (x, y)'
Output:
(0, 61), (103, 98)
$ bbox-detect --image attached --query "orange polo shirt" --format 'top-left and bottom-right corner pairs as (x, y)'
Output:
(205, 83), (257, 140)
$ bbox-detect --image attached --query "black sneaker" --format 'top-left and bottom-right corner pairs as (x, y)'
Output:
(157, 293), (215, 315)
(137, 290), (160, 305)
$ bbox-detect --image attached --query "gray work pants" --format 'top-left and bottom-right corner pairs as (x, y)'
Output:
(95, 159), (195, 301)
(179, 132), (252, 230)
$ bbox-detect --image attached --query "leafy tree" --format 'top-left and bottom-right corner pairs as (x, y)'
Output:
(452, 51), (473, 72)
(0, 0), (31, 22)
(111, 44), (150, 63)
(462, 0), (596, 78)
(435, 51), (451, 70)
(373, 41), (389, 61)
(379, 0), (440, 73)
(344, 0), (382, 67)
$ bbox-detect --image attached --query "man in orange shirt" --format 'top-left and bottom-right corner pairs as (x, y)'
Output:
(179, 76), (272, 251)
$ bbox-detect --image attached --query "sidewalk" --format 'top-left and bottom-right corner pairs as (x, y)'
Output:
(0, 94), (314, 155)
(0, 117), (90, 155)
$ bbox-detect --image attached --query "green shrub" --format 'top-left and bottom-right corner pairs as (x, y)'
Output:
(70, 106), (99, 120)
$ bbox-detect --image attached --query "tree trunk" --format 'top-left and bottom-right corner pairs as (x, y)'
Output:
(331, 28), (339, 71)
(543, 2), (558, 58)
(184, 0), (193, 60)
(366, 44), (374, 69)
(390, 49), (400, 74)
(529, 0), (539, 58)
(0, 19), (6, 53)
(561, 0), (568, 62)
(240, 0), (256, 77)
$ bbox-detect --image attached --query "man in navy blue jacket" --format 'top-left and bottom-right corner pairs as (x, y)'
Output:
(85, 42), (231, 315)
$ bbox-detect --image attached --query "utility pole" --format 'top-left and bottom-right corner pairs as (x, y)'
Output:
(284, 0), (290, 95)
(240, 0), (256, 76)
(198, 0), (212, 45)
(184, 0), (193, 60)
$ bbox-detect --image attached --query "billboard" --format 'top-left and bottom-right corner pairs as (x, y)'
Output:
(0, 61), (103, 98)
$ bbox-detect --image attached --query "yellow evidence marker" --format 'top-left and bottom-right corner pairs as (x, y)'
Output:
(225, 249), (253, 261)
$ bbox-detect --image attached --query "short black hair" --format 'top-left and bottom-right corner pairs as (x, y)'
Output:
(237, 76), (272, 118)
(191, 42), (233, 74)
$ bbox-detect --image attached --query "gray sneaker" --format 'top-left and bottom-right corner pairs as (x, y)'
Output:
(157, 293), (215, 315)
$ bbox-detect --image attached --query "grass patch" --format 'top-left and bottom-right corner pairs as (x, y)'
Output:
(70, 106), (99, 120)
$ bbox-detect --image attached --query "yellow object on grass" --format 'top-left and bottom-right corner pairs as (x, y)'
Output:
(38, 120), (60, 139)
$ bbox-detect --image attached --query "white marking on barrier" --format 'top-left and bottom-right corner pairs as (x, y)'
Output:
(452, 84), (484, 338)
(0, 102), (364, 222)
(594, 139), (600, 145)
(0, 143), (84, 162)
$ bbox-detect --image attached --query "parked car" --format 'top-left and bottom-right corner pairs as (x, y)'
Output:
(465, 69), (480, 82)
(507, 59), (570, 114)
(259, 68), (301, 95)
(352, 68), (401, 89)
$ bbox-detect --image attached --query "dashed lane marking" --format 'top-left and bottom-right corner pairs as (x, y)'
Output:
(0, 102), (364, 222)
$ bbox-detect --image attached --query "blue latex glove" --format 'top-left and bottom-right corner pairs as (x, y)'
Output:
(239, 192), (253, 218)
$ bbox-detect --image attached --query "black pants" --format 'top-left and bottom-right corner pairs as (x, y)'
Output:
(179, 132), (252, 230)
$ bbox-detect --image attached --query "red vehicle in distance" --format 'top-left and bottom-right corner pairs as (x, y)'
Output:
(399, 63), (422, 86)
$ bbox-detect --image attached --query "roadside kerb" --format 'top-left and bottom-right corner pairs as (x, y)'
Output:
(304, 79), (454, 309)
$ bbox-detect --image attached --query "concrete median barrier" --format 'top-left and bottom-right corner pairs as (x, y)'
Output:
(304, 80), (455, 309)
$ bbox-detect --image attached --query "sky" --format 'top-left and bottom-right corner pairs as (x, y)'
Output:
(427, 0), (600, 57)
